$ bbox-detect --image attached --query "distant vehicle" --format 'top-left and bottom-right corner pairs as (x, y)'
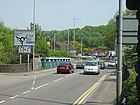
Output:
(76, 61), (86, 69)
(108, 60), (116, 68)
(57, 62), (74, 74)
(98, 61), (105, 69)
(83, 61), (100, 75)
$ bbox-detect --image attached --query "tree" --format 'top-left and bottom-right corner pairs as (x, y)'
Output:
(104, 18), (116, 50)
(0, 21), (19, 64)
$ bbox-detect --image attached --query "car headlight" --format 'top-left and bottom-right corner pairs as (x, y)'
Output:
(84, 68), (88, 70)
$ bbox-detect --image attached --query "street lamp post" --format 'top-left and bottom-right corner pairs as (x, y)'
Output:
(68, 29), (70, 51)
(73, 18), (82, 51)
(80, 37), (83, 56)
(79, 37), (83, 56)
(54, 33), (56, 50)
(73, 18), (76, 51)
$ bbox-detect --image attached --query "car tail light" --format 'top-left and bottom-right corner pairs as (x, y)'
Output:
(65, 66), (69, 69)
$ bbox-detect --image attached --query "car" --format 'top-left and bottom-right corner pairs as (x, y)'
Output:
(98, 61), (105, 69)
(108, 60), (116, 68)
(83, 61), (100, 75)
(57, 62), (74, 74)
(76, 61), (86, 69)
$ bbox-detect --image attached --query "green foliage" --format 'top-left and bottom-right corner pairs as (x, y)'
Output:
(49, 50), (70, 57)
(123, 45), (137, 105)
(124, 69), (137, 105)
(0, 22), (19, 64)
(104, 19), (116, 50)
(35, 35), (49, 57)
(123, 45), (138, 68)
(124, 9), (137, 16)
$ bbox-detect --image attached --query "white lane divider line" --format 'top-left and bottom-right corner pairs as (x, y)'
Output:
(0, 100), (5, 104)
(31, 75), (37, 90)
(10, 95), (19, 99)
(65, 74), (72, 77)
(22, 90), (31, 95)
(53, 78), (63, 83)
(34, 83), (50, 90)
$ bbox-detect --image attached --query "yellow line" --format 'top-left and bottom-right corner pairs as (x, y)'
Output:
(73, 75), (107, 105)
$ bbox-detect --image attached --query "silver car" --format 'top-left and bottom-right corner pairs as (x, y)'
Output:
(83, 61), (100, 75)
(108, 60), (116, 68)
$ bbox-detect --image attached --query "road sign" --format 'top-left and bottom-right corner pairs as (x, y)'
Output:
(122, 16), (138, 45)
(19, 46), (31, 54)
(14, 30), (35, 46)
(116, 15), (138, 45)
(122, 36), (138, 45)
(122, 16), (138, 31)
(70, 50), (76, 54)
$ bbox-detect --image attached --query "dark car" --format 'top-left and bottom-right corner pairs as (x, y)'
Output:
(76, 61), (86, 69)
(57, 62), (74, 74)
(98, 61), (105, 69)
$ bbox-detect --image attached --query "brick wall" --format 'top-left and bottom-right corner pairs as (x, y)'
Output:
(0, 63), (33, 73)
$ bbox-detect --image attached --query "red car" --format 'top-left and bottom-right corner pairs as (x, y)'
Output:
(57, 62), (74, 74)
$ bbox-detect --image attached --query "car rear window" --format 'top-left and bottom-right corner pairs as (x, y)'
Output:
(77, 62), (85, 64)
(58, 63), (68, 66)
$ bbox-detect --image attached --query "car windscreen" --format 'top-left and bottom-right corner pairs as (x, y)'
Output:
(77, 62), (82, 64)
(85, 62), (97, 66)
(77, 62), (85, 65)
(109, 61), (115, 63)
(99, 62), (102, 65)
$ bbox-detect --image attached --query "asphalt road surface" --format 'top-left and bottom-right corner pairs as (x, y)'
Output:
(0, 68), (114, 105)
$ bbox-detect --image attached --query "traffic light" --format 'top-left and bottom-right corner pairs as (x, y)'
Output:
(126, 0), (140, 10)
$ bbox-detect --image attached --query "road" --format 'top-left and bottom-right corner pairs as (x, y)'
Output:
(0, 68), (114, 105)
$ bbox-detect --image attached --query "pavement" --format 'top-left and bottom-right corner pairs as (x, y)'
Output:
(85, 70), (116, 105)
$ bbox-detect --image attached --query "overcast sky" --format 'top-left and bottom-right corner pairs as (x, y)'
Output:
(0, 0), (126, 31)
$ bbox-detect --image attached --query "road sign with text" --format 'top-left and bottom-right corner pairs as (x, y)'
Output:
(14, 30), (35, 46)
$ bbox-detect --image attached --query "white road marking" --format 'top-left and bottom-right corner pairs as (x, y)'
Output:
(22, 90), (30, 94)
(10, 95), (19, 99)
(34, 83), (49, 90)
(33, 81), (35, 85)
(31, 75), (37, 89)
(0, 100), (5, 104)
(33, 75), (37, 85)
(53, 78), (63, 82)
(65, 74), (72, 77)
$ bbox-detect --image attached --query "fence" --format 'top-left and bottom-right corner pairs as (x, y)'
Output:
(38, 57), (72, 69)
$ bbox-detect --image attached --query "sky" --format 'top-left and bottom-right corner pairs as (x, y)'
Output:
(0, 0), (126, 31)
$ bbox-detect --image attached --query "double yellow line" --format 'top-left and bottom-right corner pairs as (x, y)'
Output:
(73, 75), (107, 105)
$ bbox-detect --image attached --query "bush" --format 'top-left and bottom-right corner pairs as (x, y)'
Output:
(123, 68), (137, 105)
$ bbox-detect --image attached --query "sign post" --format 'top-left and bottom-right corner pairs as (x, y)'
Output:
(116, 15), (138, 104)
(14, 29), (35, 72)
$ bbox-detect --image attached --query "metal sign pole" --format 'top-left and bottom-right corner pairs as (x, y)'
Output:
(28, 54), (30, 72)
(116, 0), (123, 104)
(33, 0), (36, 71)
(20, 53), (22, 64)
